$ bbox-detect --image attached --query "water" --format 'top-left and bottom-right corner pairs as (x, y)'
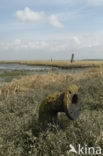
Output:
(0, 63), (51, 71)
(0, 63), (88, 73)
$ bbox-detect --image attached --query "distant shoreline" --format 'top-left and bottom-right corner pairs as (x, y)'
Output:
(0, 60), (103, 69)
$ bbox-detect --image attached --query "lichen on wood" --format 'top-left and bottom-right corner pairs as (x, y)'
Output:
(39, 85), (81, 123)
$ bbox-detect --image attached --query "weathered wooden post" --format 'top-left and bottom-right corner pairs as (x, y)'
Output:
(71, 53), (74, 63)
(39, 85), (81, 123)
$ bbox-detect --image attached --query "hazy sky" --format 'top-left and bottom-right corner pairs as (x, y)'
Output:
(0, 0), (103, 60)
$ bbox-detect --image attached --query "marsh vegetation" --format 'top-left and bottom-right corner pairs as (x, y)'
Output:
(0, 60), (103, 68)
(0, 61), (103, 156)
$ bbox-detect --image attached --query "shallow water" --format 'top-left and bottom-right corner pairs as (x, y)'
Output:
(0, 63), (87, 74)
(0, 63), (51, 71)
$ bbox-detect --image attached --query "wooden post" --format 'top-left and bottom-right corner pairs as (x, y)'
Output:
(39, 85), (81, 123)
(71, 53), (74, 63)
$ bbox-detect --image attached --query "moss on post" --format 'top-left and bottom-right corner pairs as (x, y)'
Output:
(39, 85), (81, 123)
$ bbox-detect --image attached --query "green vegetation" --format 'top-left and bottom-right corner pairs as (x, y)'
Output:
(0, 67), (103, 156)
(0, 70), (32, 77)
(0, 70), (35, 82)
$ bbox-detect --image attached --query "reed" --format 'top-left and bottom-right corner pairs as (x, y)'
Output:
(0, 60), (103, 68)
(0, 67), (103, 156)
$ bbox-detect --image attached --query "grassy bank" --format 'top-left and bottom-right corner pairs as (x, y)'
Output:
(0, 67), (103, 156)
(0, 60), (103, 68)
(0, 70), (36, 83)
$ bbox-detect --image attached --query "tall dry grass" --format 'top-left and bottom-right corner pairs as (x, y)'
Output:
(0, 60), (103, 68)
(0, 67), (103, 156)
(0, 67), (103, 98)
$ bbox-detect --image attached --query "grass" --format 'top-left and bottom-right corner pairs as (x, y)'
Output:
(0, 60), (103, 68)
(0, 70), (36, 83)
(0, 67), (103, 155)
(0, 70), (33, 77)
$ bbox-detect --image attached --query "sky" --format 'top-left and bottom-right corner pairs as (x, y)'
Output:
(0, 0), (103, 60)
